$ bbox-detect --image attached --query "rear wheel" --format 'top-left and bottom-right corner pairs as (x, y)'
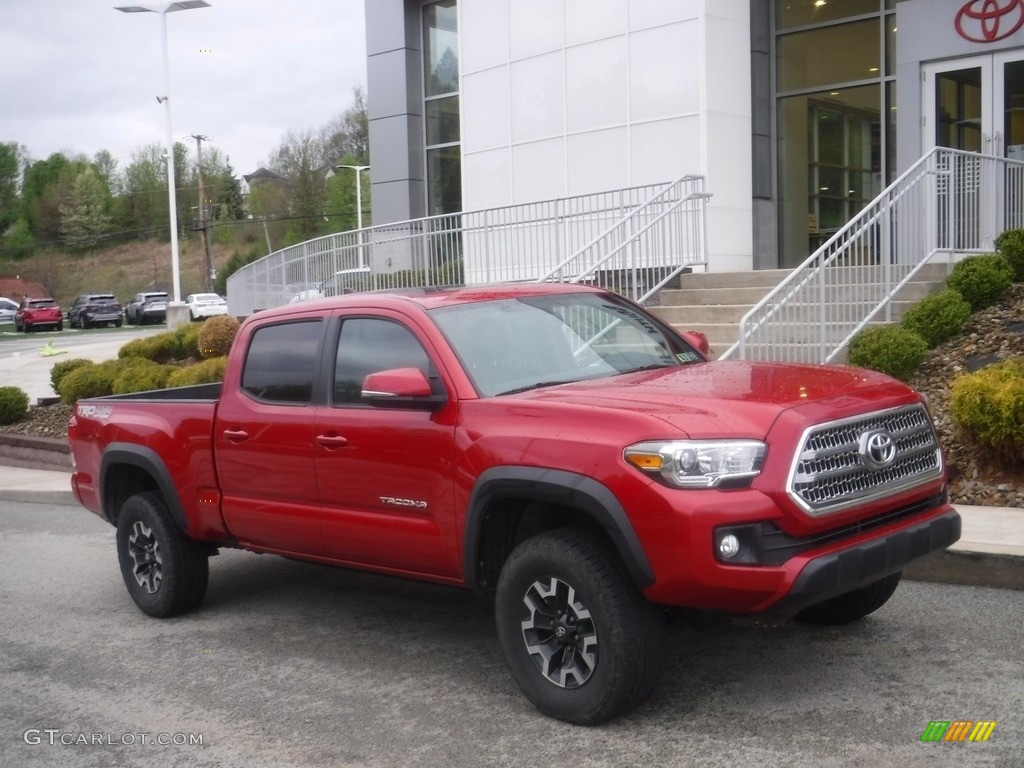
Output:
(116, 492), (209, 618)
(796, 572), (902, 625)
(495, 528), (666, 725)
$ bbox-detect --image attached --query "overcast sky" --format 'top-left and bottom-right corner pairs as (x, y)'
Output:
(0, 0), (367, 178)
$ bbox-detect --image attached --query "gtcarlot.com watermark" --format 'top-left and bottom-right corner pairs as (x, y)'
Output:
(23, 729), (203, 747)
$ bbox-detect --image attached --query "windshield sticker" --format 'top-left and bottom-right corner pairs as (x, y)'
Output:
(677, 351), (702, 363)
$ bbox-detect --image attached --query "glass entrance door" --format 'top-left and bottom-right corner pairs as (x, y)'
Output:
(924, 53), (1024, 249)
(925, 53), (1024, 157)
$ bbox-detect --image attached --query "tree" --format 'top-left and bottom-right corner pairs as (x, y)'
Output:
(0, 142), (27, 234)
(320, 86), (369, 166)
(93, 150), (122, 197)
(120, 143), (167, 236)
(60, 166), (112, 251)
(268, 127), (328, 242)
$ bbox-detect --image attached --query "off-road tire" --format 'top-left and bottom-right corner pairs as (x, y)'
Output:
(116, 491), (209, 618)
(495, 528), (666, 725)
(796, 571), (902, 625)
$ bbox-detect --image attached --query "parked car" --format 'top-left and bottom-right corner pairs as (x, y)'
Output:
(0, 296), (17, 324)
(68, 293), (123, 329)
(185, 293), (228, 321)
(289, 267), (372, 303)
(125, 291), (169, 325)
(15, 297), (63, 332)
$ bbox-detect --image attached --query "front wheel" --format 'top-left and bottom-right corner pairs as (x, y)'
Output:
(116, 492), (209, 618)
(495, 528), (666, 725)
(796, 572), (902, 625)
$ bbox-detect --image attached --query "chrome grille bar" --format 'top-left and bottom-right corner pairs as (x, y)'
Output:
(788, 404), (944, 515)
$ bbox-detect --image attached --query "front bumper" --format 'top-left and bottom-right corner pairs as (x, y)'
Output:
(767, 507), (960, 616)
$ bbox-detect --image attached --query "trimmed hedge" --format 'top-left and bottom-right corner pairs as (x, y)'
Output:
(950, 359), (1024, 463)
(197, 316), (239, 360)
(50, 358), (93, 396)
(112, 360), (175, 394)
(847, 325), (929, 382)
(946, 253), (1014, 311)
(0, 386), (30, 425)
(166, 356), (227, 387)
(900, 288), (971, 348)
(994, 228), (1024, 282)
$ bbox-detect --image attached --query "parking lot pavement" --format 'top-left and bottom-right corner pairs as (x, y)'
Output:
(2, 499), (1023, 768)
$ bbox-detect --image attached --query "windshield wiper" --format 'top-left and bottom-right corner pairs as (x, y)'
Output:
(496, 380), (578, 396)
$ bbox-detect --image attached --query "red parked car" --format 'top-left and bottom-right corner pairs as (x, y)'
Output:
(15, 297), (63, 332)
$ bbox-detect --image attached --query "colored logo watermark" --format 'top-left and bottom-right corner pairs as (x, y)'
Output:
(920, 720), (997, 742)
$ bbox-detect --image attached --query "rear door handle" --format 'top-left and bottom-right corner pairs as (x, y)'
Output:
(223, 428), (249, 443)
(316, 434), (349, 449)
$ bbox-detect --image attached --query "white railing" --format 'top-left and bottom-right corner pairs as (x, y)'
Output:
(720, 148), (1024, 363)
(538, 177), (712, 303)
(226, 177), (711, 316)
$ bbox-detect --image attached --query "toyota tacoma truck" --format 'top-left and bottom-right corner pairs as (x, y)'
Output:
(68, 283), (960, 724)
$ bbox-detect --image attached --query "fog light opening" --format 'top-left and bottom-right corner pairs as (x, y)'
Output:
(718, 534), (741, 559)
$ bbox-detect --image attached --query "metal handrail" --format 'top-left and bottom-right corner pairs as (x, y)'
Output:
(719, 148), (1024, 363)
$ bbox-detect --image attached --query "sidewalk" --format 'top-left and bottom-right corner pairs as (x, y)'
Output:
(0, 463), (1020, 590)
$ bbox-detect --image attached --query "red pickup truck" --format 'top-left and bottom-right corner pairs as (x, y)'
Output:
(69, 283), (960, 724)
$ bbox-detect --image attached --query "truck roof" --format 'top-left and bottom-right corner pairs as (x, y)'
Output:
(255, 282), (606, 318)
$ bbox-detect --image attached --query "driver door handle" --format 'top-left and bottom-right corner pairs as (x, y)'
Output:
(315, 434), (349, 449)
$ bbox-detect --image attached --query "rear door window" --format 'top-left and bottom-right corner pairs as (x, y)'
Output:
(241, 320), (323, 404)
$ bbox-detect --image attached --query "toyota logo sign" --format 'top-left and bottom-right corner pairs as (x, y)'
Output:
(955, 0), (1024, 43)
(860, 429), (897, 471)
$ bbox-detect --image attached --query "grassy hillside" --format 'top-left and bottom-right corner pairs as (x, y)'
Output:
(1, 230), (265, 307)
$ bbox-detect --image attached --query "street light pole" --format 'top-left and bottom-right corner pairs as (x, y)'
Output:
(336, 164), (370, 230)
(115, 1), (211, 312)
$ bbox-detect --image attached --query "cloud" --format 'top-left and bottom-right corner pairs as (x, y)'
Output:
(0, 0), (366, 175)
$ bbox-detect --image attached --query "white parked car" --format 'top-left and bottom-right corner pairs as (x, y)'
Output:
(0, 296), (17, 324)
(185, 293), (229, 321)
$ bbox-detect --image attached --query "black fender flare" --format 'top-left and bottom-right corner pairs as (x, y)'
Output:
(463, 466), (654, 592)
(100, 443), (189, 530)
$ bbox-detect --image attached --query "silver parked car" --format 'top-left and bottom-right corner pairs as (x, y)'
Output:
(0, 296), (17, 324)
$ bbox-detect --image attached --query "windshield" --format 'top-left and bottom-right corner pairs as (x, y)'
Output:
(430, 292), (703, 396)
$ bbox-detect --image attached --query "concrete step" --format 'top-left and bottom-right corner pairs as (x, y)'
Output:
(0, 434), (72, 473)
(655, 299), (918, 326)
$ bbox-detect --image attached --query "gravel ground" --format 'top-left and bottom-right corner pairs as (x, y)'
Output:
(3, 286), (1022, 507)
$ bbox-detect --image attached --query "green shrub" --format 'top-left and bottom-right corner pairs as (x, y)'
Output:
(58, 362), (117, 404)
(950, 359), (1024, 463)
(112, 360), (174, 394)
(197, 316), (239, 359)
(946, 253), (1014, 311)
(50, 358), (93, 396)
(0, 386), (30, 425)
(846, 326), (929, 382)
(166, 356), (227, 387)
(175, 322), (202, 361)
(899, 289), (971, 348)
(994, 228), (1024, 282)
(118, 331), (184, 364)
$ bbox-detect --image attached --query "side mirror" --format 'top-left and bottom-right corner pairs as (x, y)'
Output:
(361, 368), (447, 411)
(680, 331), (710, 356)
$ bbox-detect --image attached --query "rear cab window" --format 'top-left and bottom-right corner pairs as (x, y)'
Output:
(241, 320), (323, 404)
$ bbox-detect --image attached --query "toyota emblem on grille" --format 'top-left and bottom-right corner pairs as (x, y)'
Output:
(860, 429), (897, 471)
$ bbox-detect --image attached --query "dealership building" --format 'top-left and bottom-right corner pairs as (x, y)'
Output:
(363, 0), (1024, 273)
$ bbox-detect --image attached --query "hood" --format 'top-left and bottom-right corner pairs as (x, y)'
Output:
(511, 360), (913, 439)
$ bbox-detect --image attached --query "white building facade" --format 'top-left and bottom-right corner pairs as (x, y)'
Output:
(365, 0), (1024, 273)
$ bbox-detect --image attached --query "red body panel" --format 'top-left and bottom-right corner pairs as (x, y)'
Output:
(69, 284), (957, 613)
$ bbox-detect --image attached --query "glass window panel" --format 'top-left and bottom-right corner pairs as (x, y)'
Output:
(1004, 60), (1024, 155)
(818, 108), (844, 165)
(426, 96), (461, 146)
(778, 20), (880, 91)
(818, 166), (844, 196)
(777, 0), (882, 29)
(886, 13), (896, 77)
(936, 68), (982, 151)
(424, 0), (458, 97)
(427, 146), (462, 216)
(848, 170), (873, 201)
(242, 321), (321, 404)
(819, 197), (846, 230)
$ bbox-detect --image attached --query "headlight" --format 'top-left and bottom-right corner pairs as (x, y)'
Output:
(624, 440), (767, 488)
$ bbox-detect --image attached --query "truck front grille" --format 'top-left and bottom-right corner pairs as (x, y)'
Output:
(788, 404), (944, 515)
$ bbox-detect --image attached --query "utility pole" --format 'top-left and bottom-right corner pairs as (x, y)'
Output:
(192, 134), (214, 291)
